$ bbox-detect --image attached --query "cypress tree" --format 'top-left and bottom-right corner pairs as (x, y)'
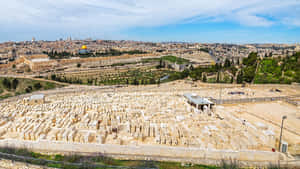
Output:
(202, 74), (207, 82)
(237, 71), (243, 84)
(12, 78), (19, 89)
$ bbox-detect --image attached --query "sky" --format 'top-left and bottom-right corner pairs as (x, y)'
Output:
(1, 0), (300, 43)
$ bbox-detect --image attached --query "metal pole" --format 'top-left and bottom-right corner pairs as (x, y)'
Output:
(219, 85), (222, 104)
(278, 116), (287, 152)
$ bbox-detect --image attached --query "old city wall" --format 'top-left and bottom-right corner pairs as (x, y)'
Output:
(58, 53), (158, 65)
(31, 60), (57, 71)
(0, 53), (160, 71)
(27, 54), (49, 60)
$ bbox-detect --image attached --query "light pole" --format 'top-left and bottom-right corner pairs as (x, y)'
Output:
(219, 85), (222, 104)
(278, 115), (287, 152)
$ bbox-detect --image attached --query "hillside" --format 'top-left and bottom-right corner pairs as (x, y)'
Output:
(188, 52), (300, 84)
(254, 52), (300, 84)
(0, 77), (65, 100)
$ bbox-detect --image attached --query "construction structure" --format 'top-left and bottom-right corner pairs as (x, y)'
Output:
(184, 93), (214, 112)
(23, 94), (45, 105)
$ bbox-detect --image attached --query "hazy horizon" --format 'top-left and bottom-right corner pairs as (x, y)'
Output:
(1, 38), (299, 45)
(1, 0), (300, 43)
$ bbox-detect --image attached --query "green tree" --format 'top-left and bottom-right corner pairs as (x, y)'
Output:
(216, 71), (220, 83)
(150, 78), (156, 84)
(159, 58), (163, 68)
(237, 71), (243, 84)
(202, 74), (207, 82)
(296, 71), (300, 83)
(2, 78), (11, 89)
(230, 66), (238, 76)
(133, 78), (138, 85)
(77, 63), (81, 68)
(215, 63), (221, 71)
(243, 52), (258, 66)
(34, 82), (42, 90)
(190, 65), (194, 71)
(224, 58), (231, 68)
(51, 74), (56, 80)
(181, 69), (190, 79)
(12, 78), (19, 89)
(25, 86), (33, 93)
(243, 66), (256, 83)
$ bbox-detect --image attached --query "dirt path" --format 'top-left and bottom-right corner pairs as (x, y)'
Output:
(0, 75), (69, 86)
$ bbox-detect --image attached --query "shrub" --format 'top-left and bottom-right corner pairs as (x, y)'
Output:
(54, 154), (64, 161)
(34, 82), (42, 90)
(12, 78), (19, 89)
(25, 86), (33, 93)
(2, 78), (11, 89)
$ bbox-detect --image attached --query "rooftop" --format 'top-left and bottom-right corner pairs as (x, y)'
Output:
(184, 93), (213, 105)
(30, 94), (45, 100)
(31, 58), (50, 63)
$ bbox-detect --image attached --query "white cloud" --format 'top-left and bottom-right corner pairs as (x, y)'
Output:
(282, 18), (300, 27)
(1, 0), (300, 39)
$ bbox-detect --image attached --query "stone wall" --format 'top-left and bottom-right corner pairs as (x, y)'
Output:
(0, 139), (284, 167)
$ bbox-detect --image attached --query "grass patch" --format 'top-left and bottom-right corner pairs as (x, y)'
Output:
(0, 147), (219, 169)
(0, 147), (289, 169)
(142, 58), (161, 63)
(161, 55), (189, 64)
(0, 77), (65, 100)
(51, 68), (179, 86)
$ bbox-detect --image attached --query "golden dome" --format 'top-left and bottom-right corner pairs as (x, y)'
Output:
(81, 45), (87, 50)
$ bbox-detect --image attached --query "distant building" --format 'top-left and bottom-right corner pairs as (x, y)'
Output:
(8, 48), (17, 61)
(11, 48), (17, 59)
(21, 54), (56, 71)
(296, 43), (300, 52)
(163, 60), (191, 72)
(78, 45), (90, 54)
(171, 63), (191, 71)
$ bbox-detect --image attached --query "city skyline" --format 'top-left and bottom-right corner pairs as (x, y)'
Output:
(1, 0), (300, 43)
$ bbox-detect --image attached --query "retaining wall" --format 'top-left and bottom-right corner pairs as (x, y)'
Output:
(0, 139), (285, 167)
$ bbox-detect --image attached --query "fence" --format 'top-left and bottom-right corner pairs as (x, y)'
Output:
(211, 95), (300, 106)
(210, 95), (300, 137)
